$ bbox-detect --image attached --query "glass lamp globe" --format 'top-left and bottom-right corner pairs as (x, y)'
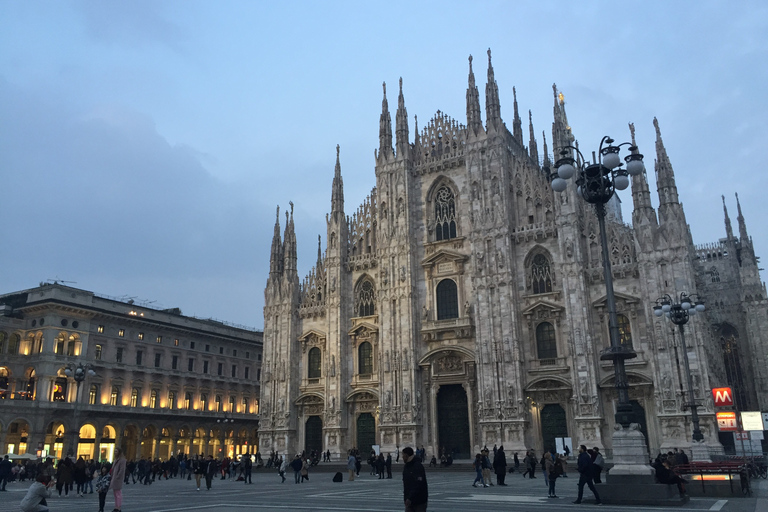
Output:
(662, 303), (671, 312)
(688, 308), (696, 316)
(551, 177), (568, 192)
(614, 174), (629, 190)
(653, 306), (663, 317)
(695, 302), (705, 312)
(681, 300), (691, 310)
(557, 163), (575, 180)
(626, 158), (644, 176)
(64, 368), (72, 376)
(603, 151), (621, 169)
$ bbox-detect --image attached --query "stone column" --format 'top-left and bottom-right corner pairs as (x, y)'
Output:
(135, 435), (143, 461)
(428, 379), (438, 456)
(152, 435), (161, 460)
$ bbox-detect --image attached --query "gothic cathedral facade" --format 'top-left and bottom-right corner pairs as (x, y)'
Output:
(259, 51), (768, 459)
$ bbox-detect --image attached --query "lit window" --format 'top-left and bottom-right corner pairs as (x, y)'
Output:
(168, 391), (175, 410)
(200, 393), (208, 411)
(215, 395), (222, 412)
(229, 396), (235, 412)
(150, 389), (158, 409)
(138, 332), (144, 341)
(94, 344), (103, 361)
(157, 336), (162, 344)
(253, 399), (259, 414)
(118, 329), (125, 337)
(242, 397), (249, 413)
(88, 384), (98, 405)
(97, 325), (104, 334)
(130, 388), (139, 408)
(110, 386), (119, 406)
(174, 338), (179, 346)
(184, 392), (192, 410)
(617, 314), (633, 349)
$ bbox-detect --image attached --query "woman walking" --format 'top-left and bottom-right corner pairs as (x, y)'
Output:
(472, 454), (488, 487)
(110, 448), (126, 512)
(544, 452), (561, 498)
(193, 455), (204, 490)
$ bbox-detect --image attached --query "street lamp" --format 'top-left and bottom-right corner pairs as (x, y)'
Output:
(64, 362), (96, 456)
(549, 135), (645, 428)
(653, 293), (706, 441)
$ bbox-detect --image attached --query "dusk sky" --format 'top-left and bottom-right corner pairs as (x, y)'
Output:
(2, 1), (766, 329)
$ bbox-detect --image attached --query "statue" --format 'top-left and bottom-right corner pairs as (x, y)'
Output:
(403, 388), (410, 404)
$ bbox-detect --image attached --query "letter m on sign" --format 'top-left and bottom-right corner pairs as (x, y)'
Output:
(712, 387), (733, 407)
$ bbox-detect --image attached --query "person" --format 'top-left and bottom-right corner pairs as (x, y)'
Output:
(541, 452), (549, 486)
(347, 450), (356, 481)
(592, 447), (604, 484)
(654, 459), (687, 496)
(193, 455), (204, 490)
(74, 456), (87, 496)
(55, 459), (72, 496)
(377, 454), (386, 479)
(493, 445), (507, 485)
(472, 453), (488, 487)
(386, 452), (393, 479)
(20, 474), (53, 512)
(0, 454), (11, 491)
(481, 449), (493, 486)
(95, 465), (111, 512)
(564, 444), (571, 458)
(402, 447), (428, 512)
(301, 457), (310, 482)
(522, 450), (533, 478)
(573, 445), (601, 505)
(429, 456), (437, 467)
(290, 455), (303, 484)
(545, 452), (562, 498)
(242, 453), (252, 484)
(326, 449), (331, 462)
(513, 452), (520, 471)
(204, 455), (217, 490)
(677, 449), (689, 466)
(110, 447), (127, 512)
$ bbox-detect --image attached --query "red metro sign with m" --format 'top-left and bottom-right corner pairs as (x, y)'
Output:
(712, 387), (734, 407)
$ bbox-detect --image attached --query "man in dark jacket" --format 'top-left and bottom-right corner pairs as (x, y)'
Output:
(386, 453), (392, 479)
(573, 445), (601, 504)
(0, 455), (12, 491)
(204, 455), (218, 490)
(493, 445), (508, 485)
(401, 447), (428, 512)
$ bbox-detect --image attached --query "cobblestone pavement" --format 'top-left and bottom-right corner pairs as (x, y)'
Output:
(0, 467), (764, 512)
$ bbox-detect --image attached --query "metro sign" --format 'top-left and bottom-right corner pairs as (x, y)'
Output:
(712, 387), (734, 407)
(717, 411), (738, 432)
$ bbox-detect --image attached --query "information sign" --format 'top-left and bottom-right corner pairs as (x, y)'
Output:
(716, 411), (738, 431)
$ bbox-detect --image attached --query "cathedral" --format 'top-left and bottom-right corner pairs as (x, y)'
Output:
(259, 50), (768, 460)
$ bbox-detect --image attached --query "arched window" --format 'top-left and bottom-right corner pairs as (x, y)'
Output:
(8, 333), (20, 355)
(110, 386), (119, 406)
(0, 367), (9, 399)
(531, 254), (553, 294)
(0, 332), (6, 353)
(168, 391), (176, 410)
(88, 384), (98, 405)
(67, 334), (76, 356)
(52, 377), (68, 402)
(24, 368), (35, 400)
(536, 322), (557, 360)
(355, 279), (376, 317)
(55, 333), (65, 355)
(253, 399), (259, 414)
(710, 266), (720, 283)
(215, 394), (222, 412)
(436, 279), (459, 320)
(200, 393), (208, 411)
(150, 389), (158, 409)
(358, 342), (373, 375)
(228, 395), (235, 412)
(719, 325), (748, 410)
(185, 392), (192, 410)
(308, 347), (322, 379)
(617, 314), (633, 348)
(130, 388), (139, 408)
(434, 186), (457, 241)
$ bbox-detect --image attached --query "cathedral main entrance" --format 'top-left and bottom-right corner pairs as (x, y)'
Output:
(540, 404), (568, 452)
(305, 416), (323, 454)
(356, 413), (375, 455)
(437, 384), (470, 459)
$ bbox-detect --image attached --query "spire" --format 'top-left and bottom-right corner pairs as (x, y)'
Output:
(653, 117), (680, 207)
(466, 55), (483, 137)
(413, 114), (420, 148)
(551, 84), (572, 156)
(723, 195), (734, 240)
(316, 234), (323, 268)
(542, 130), (550, 166)
(395, 77), (409, 158)
(528, 110), (539, 164)
(736, 192), (749, 240)
(269, 205), (283, 277)
(628, 122), (657, 227)
(485, 48), (502, 132)
(282, 202), (297, 275)
(378, 82), (393, 159)
(512, 86), (523, 143)
(331, 144), (345, 219)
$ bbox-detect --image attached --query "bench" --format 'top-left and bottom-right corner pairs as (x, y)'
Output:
(674, 462), (749, 496)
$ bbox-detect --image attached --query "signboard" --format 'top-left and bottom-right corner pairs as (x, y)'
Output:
(717, 411), (738, 431)
(735, 432), (750, 441)
(751, 431), (764, 441)
(763, 412), (768, 430)
(711, 387), (733, 407)
(741, 411), (763, 431)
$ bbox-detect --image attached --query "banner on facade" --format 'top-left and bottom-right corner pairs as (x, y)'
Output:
(711, 387), (733, 407)
(741, 411), (763, 431)
(716, 411), (738, 431)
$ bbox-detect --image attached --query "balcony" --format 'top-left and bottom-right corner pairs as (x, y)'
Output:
(528, 357), (570, 373)
(421, 316), (473, 342)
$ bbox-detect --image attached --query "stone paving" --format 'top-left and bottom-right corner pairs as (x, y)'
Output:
(0, 465), (764, 512)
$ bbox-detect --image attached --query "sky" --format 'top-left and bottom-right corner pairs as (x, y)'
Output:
(1, 0), (767, 330)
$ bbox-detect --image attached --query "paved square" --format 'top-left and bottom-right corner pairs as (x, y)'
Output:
(0, 466), (764, 512)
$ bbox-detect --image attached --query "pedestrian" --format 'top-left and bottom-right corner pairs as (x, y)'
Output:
(204, 455), (217, 490)
(377, 454), (386, 479)
(193, 455), (204, 490)
(347, 450), (356, 481)
(291, 455), (303, 484)
(544, 452), (559, 498)
(301, 457), (310, 482)
(563, 444), (571, 458)
(402, 447), (428, 512)
(541, 451), (549, 486)
(110, 447), (126, 512)
(74, 456), (87, 496)
(592, 447), (604, 484)
(573, 445), (601, 505)
(95, 465), (111, 512)
(513, 452), (519, 471)
(20, 474), (53, 512)
(472, 454), (488, 487)
(493, 445), (507, 485)
(0, 455), (11, 491)
(55, 459), (72, 497)
(481, 449), (493, 486)
(386, 452), (393, 479)
(242, 454), (252, 484)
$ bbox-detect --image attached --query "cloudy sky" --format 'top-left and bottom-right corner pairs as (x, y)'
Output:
(1, 1), (766, 329)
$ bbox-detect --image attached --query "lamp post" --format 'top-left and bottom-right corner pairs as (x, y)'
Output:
(549, 135), (646, 428)
(64, 362), (96, 457)
(653, 293), (706, 442)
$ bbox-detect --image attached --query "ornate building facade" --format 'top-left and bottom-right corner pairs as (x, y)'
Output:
(0, 283), (262, 461)
(259, 51), (768, 459)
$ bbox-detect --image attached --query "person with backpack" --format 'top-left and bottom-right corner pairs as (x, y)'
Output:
(545, 452), (563, 498)
(592, 447), (604, 484)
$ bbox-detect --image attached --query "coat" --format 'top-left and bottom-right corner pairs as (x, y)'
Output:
(402, 457), (428, 506)
(493, 450), (507, 475)
(110, 457), (126, 491)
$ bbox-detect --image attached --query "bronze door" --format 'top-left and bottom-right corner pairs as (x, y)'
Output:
(305, 415), (323, 454)
(437, 384), (471, 459)
(540, 404), (567, 452)
(356, 413), (375, 455)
